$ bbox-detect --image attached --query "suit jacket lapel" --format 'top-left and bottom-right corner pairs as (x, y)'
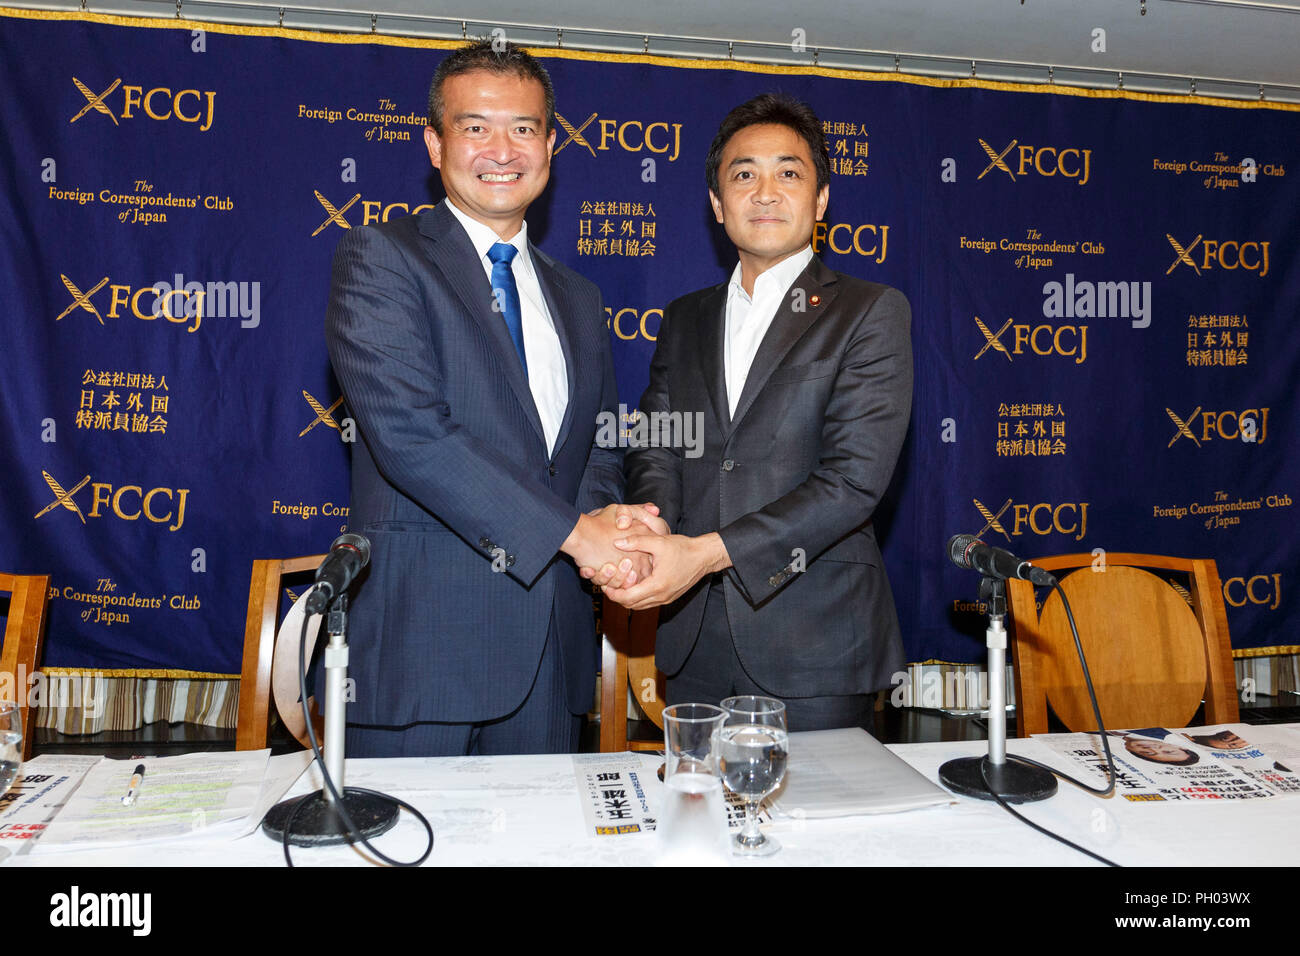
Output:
(418, 204), (547, 447)
(531, 247), (579, 457)
(729, 256), (840, 430)
(694, 283), (731, 440)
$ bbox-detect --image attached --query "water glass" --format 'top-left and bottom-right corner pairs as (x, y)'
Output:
(658, 702), (729, 865)
(719, 695), (788, 857)
(0, 702), (22, 797)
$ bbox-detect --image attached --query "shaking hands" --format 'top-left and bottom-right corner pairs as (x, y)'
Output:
(569, 502), (732, 611)
(562, 502), (665, 590)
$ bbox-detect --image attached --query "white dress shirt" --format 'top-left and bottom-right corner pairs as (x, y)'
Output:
(723, 245), (814, 417)
(444, 200), (569, 456)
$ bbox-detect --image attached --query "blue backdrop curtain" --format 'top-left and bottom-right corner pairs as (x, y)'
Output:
(1, 9), (1296, 679)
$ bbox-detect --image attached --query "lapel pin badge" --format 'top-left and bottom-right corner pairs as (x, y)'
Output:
(810, 295), (821, 306)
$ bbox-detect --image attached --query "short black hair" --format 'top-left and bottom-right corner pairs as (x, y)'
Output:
(1186, 731), (1245, 748)
(427, 38), (555, 136)
(705, 93), (830, 196)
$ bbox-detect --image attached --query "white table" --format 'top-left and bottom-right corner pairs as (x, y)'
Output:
(17, 734), (1299, 867)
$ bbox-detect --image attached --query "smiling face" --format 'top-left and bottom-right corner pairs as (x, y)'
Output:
(423, 69), (556, 240)
(709, 123), (829, 291)
(1125, 738), (1198, 765)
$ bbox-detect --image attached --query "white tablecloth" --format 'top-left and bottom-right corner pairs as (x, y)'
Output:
(17, 735), (1299, 867)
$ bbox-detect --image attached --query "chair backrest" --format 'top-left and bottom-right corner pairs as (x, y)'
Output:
(236, 555), (326, 751)
(1007, 552), (1238, 737)
(599, 598), (665, 752)
(0, 573), (51, 762)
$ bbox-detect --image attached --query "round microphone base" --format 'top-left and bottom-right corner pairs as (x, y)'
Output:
(262, 789), (399, 847)
(939, 756), (1058, 804)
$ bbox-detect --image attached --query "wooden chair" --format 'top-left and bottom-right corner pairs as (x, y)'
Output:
(236, 555), (327, 751)
(599, 597), (665, 752)
(1006, 553), (1238, 737)
(0, 573), (51, 762)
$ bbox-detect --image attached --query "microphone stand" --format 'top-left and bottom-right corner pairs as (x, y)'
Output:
(262, 592), (401, 845)
(938, 576), (1057, 803)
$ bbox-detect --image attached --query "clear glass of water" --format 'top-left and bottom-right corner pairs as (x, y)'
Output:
(658, 703), (730, 865)
(0, 701), (22, 797)
(719, 695), (788, 857)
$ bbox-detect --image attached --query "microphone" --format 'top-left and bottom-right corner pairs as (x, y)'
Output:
(306, 533), (371, 613)
(947, 534), (1056, 586)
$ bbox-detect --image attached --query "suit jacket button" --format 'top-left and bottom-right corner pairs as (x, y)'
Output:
(721, 459), (735, 472)
(548, 465), (557, 476)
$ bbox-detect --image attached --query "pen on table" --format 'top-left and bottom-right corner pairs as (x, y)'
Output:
(121, 763), (145, 806)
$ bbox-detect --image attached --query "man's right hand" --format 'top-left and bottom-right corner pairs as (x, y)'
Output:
(581, 502), (670, 588)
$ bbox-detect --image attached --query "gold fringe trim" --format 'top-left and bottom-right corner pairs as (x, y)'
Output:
(2, 6), (1296, 113)
(1232, 645), (1300, 659)
(41, 666), (239, 679)
(910, 659), (988, 667)
(914, 649), (1299, 664)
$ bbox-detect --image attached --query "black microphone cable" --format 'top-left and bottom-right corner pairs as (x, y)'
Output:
(279, 604), (435, 867)
(978, 580), (1122, 867)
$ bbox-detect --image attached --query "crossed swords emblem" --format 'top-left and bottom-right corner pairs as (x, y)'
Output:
(69, 77), (120, 125)
(56, 274), (110, 324)
(977, 139), (1017, 181)
(972, 497), (1012, 541)
(300, 390), (344, 437)
(34, 471), (91, 523)
(312, 191), (361, 237)
(973, 316), (1013, 361)
(1165, 233), (1203, 275)
(554, 112), (597, 157)
(1166, 407), (1202, 447)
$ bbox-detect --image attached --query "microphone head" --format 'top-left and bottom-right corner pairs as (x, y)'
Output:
(947, 534), (981, 570)
(330, 532), (371, 569)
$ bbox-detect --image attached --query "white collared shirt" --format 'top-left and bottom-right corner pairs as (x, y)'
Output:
(444, 199), (569, 456)
(723, 245), (814, 417)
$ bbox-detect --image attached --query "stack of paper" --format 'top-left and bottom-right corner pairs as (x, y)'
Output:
(769, 728), (956, 818)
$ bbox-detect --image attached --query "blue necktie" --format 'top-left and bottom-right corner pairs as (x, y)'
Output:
(487, 242), (528, 378)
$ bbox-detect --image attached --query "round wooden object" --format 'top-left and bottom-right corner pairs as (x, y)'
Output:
(627, 656), (666, 728)
(272, 585), (325, 746)
(1038, 566), (1207, 731)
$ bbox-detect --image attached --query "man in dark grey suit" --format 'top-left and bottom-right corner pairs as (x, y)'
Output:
(607, 94), (913, 731)
(325, 41), (653, 756)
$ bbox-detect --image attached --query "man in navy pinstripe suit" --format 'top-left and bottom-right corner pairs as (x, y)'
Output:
(325, 41), (658, 757)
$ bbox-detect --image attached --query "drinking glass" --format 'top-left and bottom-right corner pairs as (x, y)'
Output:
(719, 695), (788, 857)
(0, 702), (22, 797)
(658, 703), (729, 865)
